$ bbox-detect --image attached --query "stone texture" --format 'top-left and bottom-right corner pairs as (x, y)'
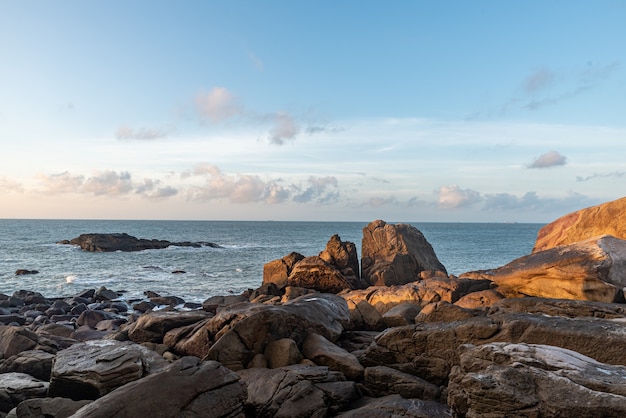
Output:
(49, 340), (169, 400)
(488, 296), (626, 319)
(533, 196), (626, 252)
(0, 326), (57, 359)
(448, 343), (626, 418)
(238, 365), (360, 417)
(336, 394), (451, 418)
(361, 220), (447, 286)
(262, 252), (305, 289)
(63, 233), (221, 252)
(285, 256), (354, 293)
(302, 333), (365, 381)
(0, 349), (55, 381)
(126, 309), (212, 344)
(461, 235), (626, 302)
(0, 373), (49, 413)
(205, 294), (349, 370)
(12, 397), (92, 418)
(319, 234), (364, 289)
(70, 357), (246, 418)
(346, 299), (385, 331)
(454, 289), (504, 309)
(364, 366), (441, 401)
(264, 338), (303, 368)
(381, 303), (422, 327)
(415, 301), (481, 323)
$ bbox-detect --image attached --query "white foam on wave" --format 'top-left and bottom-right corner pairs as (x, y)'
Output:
(65, 274), (78, 284)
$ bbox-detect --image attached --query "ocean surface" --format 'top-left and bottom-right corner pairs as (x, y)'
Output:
(0, 220), (543, 303)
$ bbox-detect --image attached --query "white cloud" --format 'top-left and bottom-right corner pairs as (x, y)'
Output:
(0, 177), (24, 193)
(528, 150), (567, 169)
(195, 87), (243, 123)
(36, 172), (85, 194)
(437, 185), (481, 209)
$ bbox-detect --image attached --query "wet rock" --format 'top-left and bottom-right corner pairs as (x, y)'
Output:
(62, 233), (221, 252)
(361, 220), (447, 286)
(14, 270), (39, 276)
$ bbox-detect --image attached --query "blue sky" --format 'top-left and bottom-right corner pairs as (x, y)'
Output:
(1, 1), (625, 222)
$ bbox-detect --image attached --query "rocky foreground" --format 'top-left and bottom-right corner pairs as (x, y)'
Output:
(2, 197), (626, 417)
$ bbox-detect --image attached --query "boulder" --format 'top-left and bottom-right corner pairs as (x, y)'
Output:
(346, 300), (385, 331)
(205, 294), (349, 370)
(363, 312), (626, 385)
(319, 234), (364, 289)
(414, 301), (482, 323)
(49, 340), (169, 400)
(448, 343), (626, 417)
(201, 294), (248, 314)
(163, 318), (213, 358)
(69, 357), (246, 418)
(454, 288), (504, 309)
(361, 220), (447, 286)
(11, 397), (92, 418)
(0, 326), (57, 359)
(533, 196), (626, 252)
(381, 303), (422, 327)
(262, 252), (305, 289)
(264, 338), (303, 368)
(341, 277), (492, 314)
(461, 235), (626, 302)
(0, 373), (49, 413)
(285, 256), (355, 293)
(336, 394), (451, 418)
(126, 310), (212, 344)
(488, 296), (626, 319)
(302, 333), (365, 381)
(0, 349), (55, 381)
(62, 233), (221, 252)
(363, 365), (440, 401)
(238, 365), (360, 417)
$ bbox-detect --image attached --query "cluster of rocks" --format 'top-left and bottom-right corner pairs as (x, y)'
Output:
(1, 197), (626, 417)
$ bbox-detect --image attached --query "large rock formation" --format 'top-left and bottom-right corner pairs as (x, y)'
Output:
(61, 233), (221, 252)
(319, 234), (364, 289)
(361, 220), (447, 286)
(461, 235), (626, 302)
(533, 196), (626, 252)
(448, 343), (626, 417)
(70, 357), (246, 418)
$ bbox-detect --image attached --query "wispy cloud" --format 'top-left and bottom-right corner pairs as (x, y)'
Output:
(0, 177), (24, 193)
(292, 176), (339, 203)
(267, 111), (300, 145)
(524, 67), (556, 93)
(483, 191), (597, 213)
(528, 150), (567, 169)
(116, 125), (169, 140)
(195, 87), (243, 123)
(576, 171), (626, 182)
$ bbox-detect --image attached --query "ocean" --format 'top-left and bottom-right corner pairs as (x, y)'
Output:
(0, 220), (543, 303)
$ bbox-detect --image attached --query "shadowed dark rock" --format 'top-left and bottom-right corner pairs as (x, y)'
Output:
(61, 233), (221, 252)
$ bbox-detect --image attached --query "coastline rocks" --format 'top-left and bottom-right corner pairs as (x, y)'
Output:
(61, 233), (221, 252)
(48, 340), (169, 400)
(533, 196), (626, 252)
(461, 235), (626, 302)
(337, 394), (452, 418)
(9, 397), (92, 418)
(302, 332), (365, 380)
(448, 343), (626, 417)
(238, 365), (360, 417)
(14, 270), (38, 276)
(361, 220), (447, 286)
(0, 373), (49, 413)
(126, 310), (213, 344)
(70, 357), (246, 418)
(263, 235), (363, 293)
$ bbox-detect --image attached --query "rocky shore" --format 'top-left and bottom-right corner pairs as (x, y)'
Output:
(2, 197), (626, 417)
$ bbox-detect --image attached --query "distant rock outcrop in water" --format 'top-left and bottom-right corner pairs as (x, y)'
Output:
(58, 233), (221, 252)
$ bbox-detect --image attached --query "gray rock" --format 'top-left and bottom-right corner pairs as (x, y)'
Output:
(336, 394), (451, 417)
(0, 373), (48, 413)
(70, 357), (245, 418)
(448, 343), (626, 417)
(0, 350), (55, 381)
(264, 338), (303, 368)
(12, 397), (92, 418)
(364, 365), (440, 401)
(49, 340), (168, 400)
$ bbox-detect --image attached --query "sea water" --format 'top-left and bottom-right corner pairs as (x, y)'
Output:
(0, 220), (543, 303)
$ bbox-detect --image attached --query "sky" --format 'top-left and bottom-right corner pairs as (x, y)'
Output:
(1, 1), (625, 222)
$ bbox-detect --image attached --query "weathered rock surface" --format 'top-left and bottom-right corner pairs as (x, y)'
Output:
(533, 196), (626, 252)
(0, 326), (58, 359)
(364, 366), (441, 401)
(238, 365), (360, 417)
(302, 332), (365, 380)
(49, 340), (169, 400)
(262, 252), (305, 289)
(341, 278), (492, 314)
(461, 235), (626, 302)
(361, 220), (447, 286)
(337, 394), (452, 417)
(0, 349), (55, 381)
(70, 357), (246, 418)
(364, 312), (626, 385)
(489, 296), (626, 319)
(9, 397), (92, 418)
(285, 256), (355, 293)
(0, 373), (49, 413)
(126, 309), (212, 344)
(61, 233), (221, 252)
(448, 343), (626, 418)
(319, 234), (364, 289)
(205, 294), (350, 370)
(264, 338), (303, 368)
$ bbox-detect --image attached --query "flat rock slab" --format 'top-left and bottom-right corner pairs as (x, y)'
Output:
(0, 372), (49, 413)
(49, 340), (169, 400)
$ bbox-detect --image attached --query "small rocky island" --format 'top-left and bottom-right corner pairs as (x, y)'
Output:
(58, 233), (221, 252)
(2, 197), (626, 417)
